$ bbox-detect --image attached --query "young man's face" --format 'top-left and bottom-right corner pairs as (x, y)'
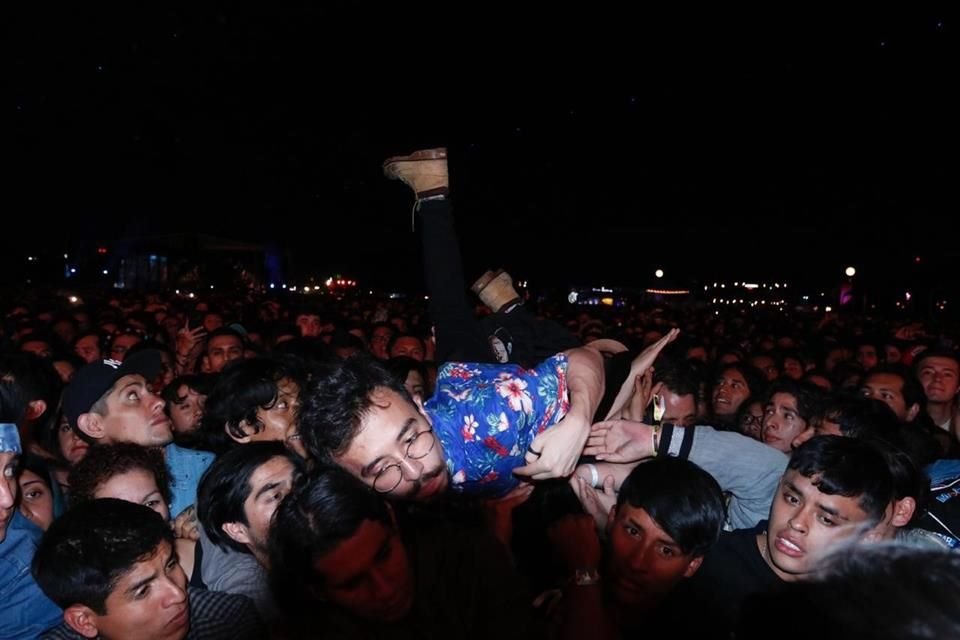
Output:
(75, 334), (102, 363)
(856, 345), (879, 371)
(311, 518), (415, 622)
(169, 385), (205, 434)
(81, 540), (189, 640)
(713, 369), (750, 416)
(369, 327), (393, 360)
(861, 373), (914, 421)
(86, 375), (174, 447)
(762, 392), (808, 453)
(296, 314), (322, 338)
(605, 503), (703, 609)
(660, 389), (697, 427)
(389, 337), (424, 362)
(0, 452), (18, 542)
(235, 378), (305, 457)
(750, 355), (779, 381)
(228, 456), (297, 560)
(204, 335), (244, 373)
(917, 356), (960, 404)
(109, 334), (142, 361)
(762, 470), (881, 581)
(334, 388), (448, 501)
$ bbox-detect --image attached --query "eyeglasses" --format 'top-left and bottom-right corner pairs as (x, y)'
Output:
(740, 414), (763, 428)
(373, 427), (436, 494)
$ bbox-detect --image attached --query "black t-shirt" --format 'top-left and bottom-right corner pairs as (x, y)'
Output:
(671, 523), (784, 638)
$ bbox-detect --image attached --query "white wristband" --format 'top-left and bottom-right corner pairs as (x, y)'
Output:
(586, 463), (600, 488)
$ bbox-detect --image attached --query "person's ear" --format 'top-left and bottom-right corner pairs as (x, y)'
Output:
(25, 399), (48, 421)
(222, 521), (252, 546)
(891, 497), (917, 527)
(64, 605), (100, 639)
(682, 556), (704, 578)
(225, 421), (257, 444)
(77, 412), (105, 441)
(412, 395), (432, 426)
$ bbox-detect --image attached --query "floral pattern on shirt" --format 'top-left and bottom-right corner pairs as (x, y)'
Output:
(427, 353), (569, 497)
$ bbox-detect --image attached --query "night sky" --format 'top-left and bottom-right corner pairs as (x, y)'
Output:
(8, 7), (955, 292)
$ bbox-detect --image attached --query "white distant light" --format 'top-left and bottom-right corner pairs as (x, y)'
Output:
(269, 283), (275, 289)
(188, 292), (195, 299)
(64, 253), (69, 259)
(68, 296), (79, 303)
(825, 306), (833, 313)
(905, 291), (912, 301)
(102, 269), (108, 275)
(70, 268), (77, 274)
(210, 285), (215, 289)
(655, 269), (664, 278)
(845, 266), (856, 277)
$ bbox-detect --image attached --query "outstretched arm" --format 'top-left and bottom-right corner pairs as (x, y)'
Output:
(514, 346), (605, 480)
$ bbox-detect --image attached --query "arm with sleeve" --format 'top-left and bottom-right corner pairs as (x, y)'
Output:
(659, 425), (788, 530)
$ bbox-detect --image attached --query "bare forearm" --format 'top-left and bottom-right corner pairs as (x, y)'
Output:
(564, 346), (605, 422)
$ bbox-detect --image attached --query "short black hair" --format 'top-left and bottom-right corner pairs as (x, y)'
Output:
(201, 355), (307, 450)
(739, 545), (960, 640)
(765, 378), (824, 423)
(161, 374), (215, 406)
(32, 498), (173, 614)
(299, 355), (412, 461)
(197, 442), (303, 553)
(787, 436), (894, 525)
(864, 364), (926, 412)
(268, 465), (391, 609)
(616, 457), (725, 557)
(913, 347), (960, 373)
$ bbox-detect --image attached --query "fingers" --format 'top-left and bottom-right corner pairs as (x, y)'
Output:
(602, 474), (616, 495)
(512, 460), (547, 478)
(513, 462), (564, 481)
(523, 446), (544, 465)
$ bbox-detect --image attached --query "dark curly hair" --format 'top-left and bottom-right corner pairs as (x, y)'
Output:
(200, 355), (308, 451)
(67, 443), (171, 507)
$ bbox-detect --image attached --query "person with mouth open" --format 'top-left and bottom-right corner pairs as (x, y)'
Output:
(677, 435), (898, 638)
(298, 343), (616, 501)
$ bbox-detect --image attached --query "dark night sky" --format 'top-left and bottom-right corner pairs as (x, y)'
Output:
(8, 6), (956, 291)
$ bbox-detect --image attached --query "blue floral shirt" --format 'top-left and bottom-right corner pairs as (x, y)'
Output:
(426, 353), (569, 497)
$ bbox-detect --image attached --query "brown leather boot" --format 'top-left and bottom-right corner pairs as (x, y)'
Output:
(383, 147), (449, 197)
(471, 269), (522, 313)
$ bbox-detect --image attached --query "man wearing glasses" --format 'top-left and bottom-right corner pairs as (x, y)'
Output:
(300, 346), (606, 500)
